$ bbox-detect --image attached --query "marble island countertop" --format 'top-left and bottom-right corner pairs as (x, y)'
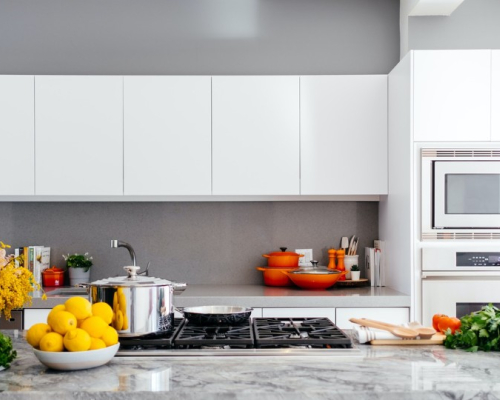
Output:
(2, 331), (500, 399)
(29, 284), (410, 309)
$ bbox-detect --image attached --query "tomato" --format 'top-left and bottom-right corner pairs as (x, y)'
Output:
(437, 316), (461, 334)
(432, 314), (447, 331)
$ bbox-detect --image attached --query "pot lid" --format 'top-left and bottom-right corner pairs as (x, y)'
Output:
(267, 247), (302, 257)
(90, 266), (177, 287)
(289, 260), (341, 275)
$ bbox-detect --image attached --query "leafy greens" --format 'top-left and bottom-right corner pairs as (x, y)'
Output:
(444, 303), (500, 352)
(0, 331), (16, 368)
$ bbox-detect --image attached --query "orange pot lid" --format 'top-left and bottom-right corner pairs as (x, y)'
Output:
(43, 266), (65, 274)
(267, 247), (302, 257)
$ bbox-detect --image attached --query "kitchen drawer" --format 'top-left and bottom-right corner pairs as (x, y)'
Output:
(0, 310), (23, 330)
(335, 307), (409, 330)
(24, 309), (51, 330)
(262, 308), (335, 322)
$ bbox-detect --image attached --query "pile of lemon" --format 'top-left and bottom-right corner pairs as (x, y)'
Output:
(26, 297), (119, 352)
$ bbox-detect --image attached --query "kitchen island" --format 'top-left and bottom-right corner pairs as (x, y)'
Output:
(2, 330), (500, 399)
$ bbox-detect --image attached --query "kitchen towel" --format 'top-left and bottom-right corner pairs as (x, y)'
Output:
(353, 325), (400, 343)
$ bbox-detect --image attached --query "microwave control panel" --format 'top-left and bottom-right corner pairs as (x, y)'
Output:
(457, 252), (500, 267)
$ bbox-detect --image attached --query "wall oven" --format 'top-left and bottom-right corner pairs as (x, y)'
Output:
(421, 245), (500, 326)
(421, 148), (500, 239)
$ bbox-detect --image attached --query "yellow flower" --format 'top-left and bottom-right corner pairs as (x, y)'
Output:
(0, 241), (11, 249)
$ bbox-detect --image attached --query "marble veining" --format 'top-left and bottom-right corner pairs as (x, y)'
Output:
(2, 331), (500, 399)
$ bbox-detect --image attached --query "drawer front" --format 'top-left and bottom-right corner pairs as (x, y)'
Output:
(336, 308), (409, 329)
(0, 310), (23, 330)
(262, 308), (336, 322)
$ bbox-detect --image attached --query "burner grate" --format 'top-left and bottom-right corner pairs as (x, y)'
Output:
(174, 320), (254, 348)
(253, 317), (352, 348)
(118, 318), (185, 350)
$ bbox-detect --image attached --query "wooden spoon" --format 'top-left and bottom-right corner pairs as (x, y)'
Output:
(349, 318), (419, 339)
(362, 319), (436, 339)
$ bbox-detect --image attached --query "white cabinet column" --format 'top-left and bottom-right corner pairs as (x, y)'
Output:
(413, 50), (491, 142)
(492, 51), (500, 142)
(212, 76), (300, 195)
(35, 76), (123, 195)
(0, 76), (35, 195)
(300, 76), (388, 195)
(124, 76), (212, 195)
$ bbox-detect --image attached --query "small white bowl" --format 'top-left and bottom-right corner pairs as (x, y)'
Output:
(33, 344), (120, 371)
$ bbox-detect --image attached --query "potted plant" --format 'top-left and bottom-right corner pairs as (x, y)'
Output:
(63, 253), (93, 286)
(350, 265), (361, 281)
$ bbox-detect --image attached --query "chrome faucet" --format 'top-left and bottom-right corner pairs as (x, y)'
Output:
(110, 240), (137, 266)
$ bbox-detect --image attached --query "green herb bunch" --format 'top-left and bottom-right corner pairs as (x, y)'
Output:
(0, 332), (17, 369)
(444, 304), (500, 352)
(63, 252), (93, 272)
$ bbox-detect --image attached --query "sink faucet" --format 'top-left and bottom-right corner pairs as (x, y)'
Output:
(110, 240), (137, 266)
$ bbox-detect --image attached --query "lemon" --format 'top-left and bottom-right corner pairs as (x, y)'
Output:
(77, 319), (85, 328)
(48, 310), (77, 335)
(89, 338), (106, 350)
(80, 316), (109, 338)
(122, 314), (129, 330)
(26, 323), (52, 348)
(101, 326), (118, 347)
(64, 328), (91, 352)
(65, 297), (92, 320)
(39, 332), (64, 352)
(92, 302), (113, 325)
(114, 310), (124, 330)
(47, 304), (66, 326)
(118, 290), (127, 316)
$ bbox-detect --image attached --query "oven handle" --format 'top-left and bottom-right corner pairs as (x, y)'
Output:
(422, 271), (500, 278)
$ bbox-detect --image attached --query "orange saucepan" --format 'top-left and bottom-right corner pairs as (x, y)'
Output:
(256, 266), (297, 287)
(284, 269), (347, 290)
(262, 247), (304, 268)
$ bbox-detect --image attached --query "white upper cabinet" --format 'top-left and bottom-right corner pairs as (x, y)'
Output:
(413, 50), (491, 142)
(35, 76), (123, 195)
(492, 51), (500, 142)
(124, 76), (211, 195)
(212, 76), (300, 195)
(0, 76), (34, 195)
(301, 76), (387, 195)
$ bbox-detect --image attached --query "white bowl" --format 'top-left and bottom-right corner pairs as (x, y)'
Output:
(33, 344), (120, 371)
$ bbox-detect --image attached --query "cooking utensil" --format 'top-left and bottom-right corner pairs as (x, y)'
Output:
(361, 318), (436, 339)
(340, 237), (349, 253)
(256, 266), (297, 287)
(262, 247), (304, 268)
(349, 318), (419, 339)
(83, 266), (187, 337)
(175, 305), (253, 326)
(283, 260), (346, 290)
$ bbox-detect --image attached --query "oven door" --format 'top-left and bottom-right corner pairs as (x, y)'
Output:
(422, 277), (500, 326)
(434, 161), (500, 229)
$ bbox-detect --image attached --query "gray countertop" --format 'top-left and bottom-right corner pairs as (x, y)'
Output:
(30, 284), (410, 309)
(2, 330), (500, 399)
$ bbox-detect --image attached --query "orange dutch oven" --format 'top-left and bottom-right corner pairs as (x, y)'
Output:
(255, 266), (297, 287)
(262, 247), (304, 268)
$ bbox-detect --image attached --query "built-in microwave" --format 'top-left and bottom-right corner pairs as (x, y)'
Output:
(421, 148), (500, 239)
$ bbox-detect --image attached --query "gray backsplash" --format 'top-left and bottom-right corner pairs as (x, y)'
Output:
(5, 201), (378, 285)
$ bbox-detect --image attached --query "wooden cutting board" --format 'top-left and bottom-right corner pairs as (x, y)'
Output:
(370, 333), (445, 345)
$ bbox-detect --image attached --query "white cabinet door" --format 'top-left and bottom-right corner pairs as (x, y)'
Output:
(301, 76), (387, 195)
(24, 309), (51, 330)
(212, 76), (300, 195)
(335, 308), (409, 330)
(0, 76), (35, 195)
(124, 76), (211, 195)
(492, 51), (500, 142)
(413, 50), (491, 142)
(262, 308), (336, 322)
(35, 76), (123, 195)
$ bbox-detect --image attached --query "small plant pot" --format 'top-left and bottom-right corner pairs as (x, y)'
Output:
(343, 255), (359, 280)
(351, 271), (361, 281)
(68, 268), (90, 286)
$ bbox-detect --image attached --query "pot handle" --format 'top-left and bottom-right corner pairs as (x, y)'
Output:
(76, 283), (90, 294)
(256, 267), (266, 271)
(262, 254), (270, 258)
(174, 306), (184, 314)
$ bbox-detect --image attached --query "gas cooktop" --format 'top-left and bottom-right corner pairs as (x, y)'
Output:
(116, 317), (361, 357)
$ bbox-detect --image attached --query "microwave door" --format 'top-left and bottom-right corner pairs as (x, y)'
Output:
(434, 161), (500, 229)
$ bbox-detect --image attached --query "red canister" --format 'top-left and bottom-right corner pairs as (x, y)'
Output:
(42, 267), (65, 287)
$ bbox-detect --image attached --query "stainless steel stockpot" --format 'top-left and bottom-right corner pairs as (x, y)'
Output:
(86, 266), (186, 337)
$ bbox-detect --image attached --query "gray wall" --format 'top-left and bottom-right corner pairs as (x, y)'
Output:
(9, 202), (378, 285)
(1, 0), (395, 285)
(0, 0), (399, 75)
(409, 0), (500, 50)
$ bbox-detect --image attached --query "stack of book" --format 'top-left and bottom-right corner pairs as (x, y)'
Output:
(365, 240), (385, 287)
(14, 246), (51, 297)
